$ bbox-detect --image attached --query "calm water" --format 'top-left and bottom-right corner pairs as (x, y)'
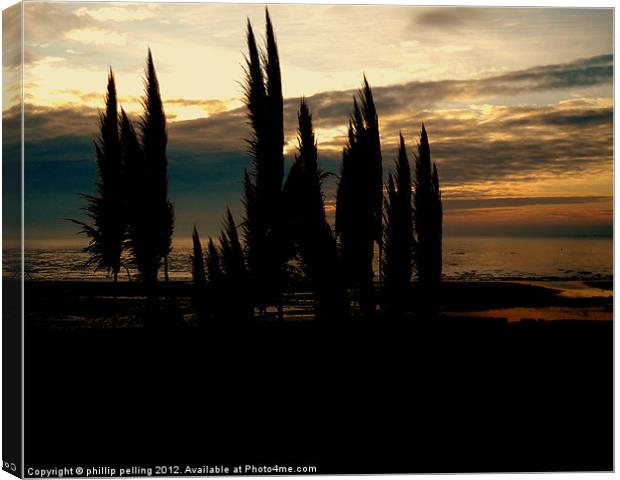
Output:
(9, 236), (613, 282)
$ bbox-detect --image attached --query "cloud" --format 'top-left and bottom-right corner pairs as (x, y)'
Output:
(167, 109), (247, 156)
(371, 54), (612, 112)
(245, 54), (612, 143)
(444, 196), (611, 211)
(16, 104), (97, 141)
(14, 93), (611, 204)
(406, 101), (612, 185)
(20, 3), (105, 68)
(65, 28), (127, 47)
(414, 7), (487, 28)
(489, 54), (613, 91)
(3, 4), (22, 70)
(24, 3), (98, 42)
(13, 54), (612, 188)
(75, 5), (158, 23)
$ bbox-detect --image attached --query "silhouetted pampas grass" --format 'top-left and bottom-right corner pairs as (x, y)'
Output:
(191, 226), (206, 287)
(335, 78), (383, 316)
(72, 13), (447, 327)
(139, 49), (174, 284)
(284, 99), (349, 321)
(70, 70), (124, 283)
(220, 208), (253, 323)
(75, 50), (176, 288)
(382, 134), (414, 317)
(242, 11), (286, 317)
(413, 124), (443, 310)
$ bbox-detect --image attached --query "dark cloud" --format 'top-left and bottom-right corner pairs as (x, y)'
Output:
(167, 109), (247, 156)
(24, 3), (98, 41)
(294, 54), (612, 128)
(495, 105), (613, 128)
(489, 54), (613, 91)
(444, 196), (611, 211)
(19, 103), (98, 143)
(411, 104), (612, 185)
(296, 97), (612, 190)
(414, 7), (487, 28)
(16, 3), (102, 67)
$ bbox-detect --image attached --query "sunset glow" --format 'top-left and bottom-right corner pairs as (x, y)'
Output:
(3, 3), (612, 246)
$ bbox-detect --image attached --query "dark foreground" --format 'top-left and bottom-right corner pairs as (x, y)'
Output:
(24, 282), (612, 474)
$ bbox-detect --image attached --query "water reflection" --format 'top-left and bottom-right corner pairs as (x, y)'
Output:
(12, 235), (613, 282)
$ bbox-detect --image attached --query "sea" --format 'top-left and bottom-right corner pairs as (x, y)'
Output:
(7, 236), (613, 282)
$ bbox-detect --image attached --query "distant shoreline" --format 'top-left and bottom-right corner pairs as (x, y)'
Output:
(12, 276), (614, 284)
(11, 236), (612, 283)
(15, 233), (615, 251)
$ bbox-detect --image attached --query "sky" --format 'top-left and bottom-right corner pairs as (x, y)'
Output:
(2, 2), (613, 248)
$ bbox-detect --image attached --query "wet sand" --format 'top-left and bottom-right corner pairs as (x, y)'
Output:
(23, 278), (612, 329)
(443, 280), (612, 323)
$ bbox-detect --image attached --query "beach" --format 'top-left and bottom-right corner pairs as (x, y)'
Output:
(24, 278), (612, 330)
(21, 278), (613, 472)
